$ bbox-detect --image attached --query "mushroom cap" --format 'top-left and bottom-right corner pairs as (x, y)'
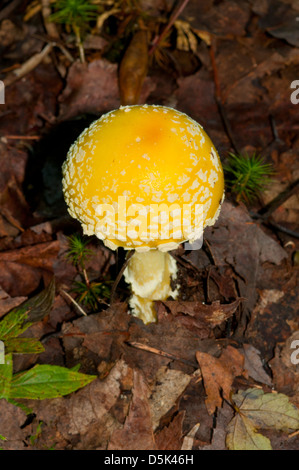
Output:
(62, 104), (224, 252)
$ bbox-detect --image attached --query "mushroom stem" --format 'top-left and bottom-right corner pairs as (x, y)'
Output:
(123, 250), (179, 324)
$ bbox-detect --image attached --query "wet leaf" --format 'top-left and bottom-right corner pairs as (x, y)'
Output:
(9, 364), (96, 399)
(226, 388), (299, 450)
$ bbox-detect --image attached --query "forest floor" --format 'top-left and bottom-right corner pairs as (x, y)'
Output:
(0, 0), (298, 450)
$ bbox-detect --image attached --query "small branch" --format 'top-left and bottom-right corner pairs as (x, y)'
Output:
(4, 43), (53, 87)
(126, 341), (199, 369)
(60, 288), (87, 316)
(73, 24), (85, 63)
(2, 135), (40, 140)
(263, 221), (299, 239)
(110, 250), (135, 304)
(209, 38), (240, 154)
(41, 0), (60, 39)
(149, 0), (191, 56)
(257, 178), (299, 219)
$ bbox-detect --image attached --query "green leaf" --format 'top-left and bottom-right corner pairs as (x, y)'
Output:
(10, 364), (96, 399)
(0, 354), (13, 400)
(0, 307), (32, 340)
(232, 388), (299, 432)
(226, 413), (272, 450)
(23, 277), (56, 323)
(0, 278), (55, 341)
(226, 388), (299, 450)
(5, 338), (45, 355)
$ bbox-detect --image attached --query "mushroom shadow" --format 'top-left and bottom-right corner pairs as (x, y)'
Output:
(23, 114), (99, 221)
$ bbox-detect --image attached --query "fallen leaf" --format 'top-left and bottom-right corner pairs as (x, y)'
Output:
(181, 423), (200, 450)
(9, 364), (96, 400)
(162, 298), (242, 331)
(149, 367), (191, 431)
(200, 402), (234, 450)
(269, 331), (299, 396)
(196, 345), (245, 414)
(243, 343), (272, 386)
(155, 410), (185, 450)
(58, 59), (120, 120)
(190, 202), (288, 327)
(108, 369), (156, 450)
(227, 411), (272, 450)
(0, 287), (27, 318)
(0, 241), (60, 297)
(0, 398), (28, 449)
(226, 388), (299, 450)
(257, 0), (299, 47)
(29, 359), (131, 450)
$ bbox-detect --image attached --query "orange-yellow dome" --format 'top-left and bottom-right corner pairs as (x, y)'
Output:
(62, 104), (224, 251)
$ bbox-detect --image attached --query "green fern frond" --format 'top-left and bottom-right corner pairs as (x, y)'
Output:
(224, 152), (275, 204)
(50, 0), (98, 28)
(65, 234), (93, 269)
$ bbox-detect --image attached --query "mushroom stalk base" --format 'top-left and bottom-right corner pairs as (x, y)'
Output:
(123, 250), (179, 324)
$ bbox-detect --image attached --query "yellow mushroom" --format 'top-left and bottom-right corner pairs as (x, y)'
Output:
(62, 104), (225, 324)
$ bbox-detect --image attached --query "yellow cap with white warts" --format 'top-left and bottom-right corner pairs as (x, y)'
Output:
(62, 104), (224, 252)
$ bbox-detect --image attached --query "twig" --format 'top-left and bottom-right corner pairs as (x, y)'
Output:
(0, 208), (24, 232)
(73, 24), (85, 63)
(209, 37), (240, 154)
(257, 178), (299, 219)
(249, 178), (299, 238)
(170, 252), (201, 274)
(2, 135), (40, 140)
(110, 250), (135, 304)
(264, 221), (299, 239)
(4, 43), (53, 87)
(126, 341), (199, 369)
(60, 288), (87, 316)
(149, 0), (191, 56)
(41, 0), (60, 39)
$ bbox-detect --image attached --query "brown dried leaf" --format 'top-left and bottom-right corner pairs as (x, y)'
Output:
(59, 59), (120, 120)
(0, 241), (60, 296)
(269, 331), (299, 396)
(0, 286), (27, 318)
(149, 367), (191, 431)
(161, 298), (242, 330)
(108, 369), (156, 450)
(30, 359), (131, 450)
(243, 343), (272, 386)
(0, 399), (28, 449)
(200, 401), (234, 450)
(155, 410), (185, 450)
(196, 345), (245, 415)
